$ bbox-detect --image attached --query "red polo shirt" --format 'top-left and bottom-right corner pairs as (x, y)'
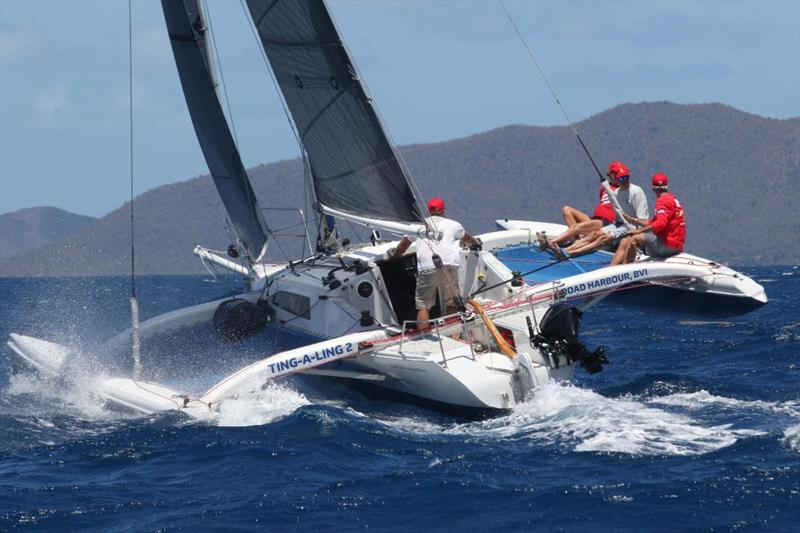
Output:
(650, 192), (686, 251)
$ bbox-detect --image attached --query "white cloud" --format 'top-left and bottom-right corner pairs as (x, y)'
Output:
(32, 89), (72, 118)
(0, 23), (44, 64)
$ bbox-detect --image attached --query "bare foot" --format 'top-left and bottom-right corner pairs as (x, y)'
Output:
(548, 242), (568, 261)
(536, 232), (549, 250)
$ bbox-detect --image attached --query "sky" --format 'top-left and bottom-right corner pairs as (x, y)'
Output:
(1, 0), (798, 217)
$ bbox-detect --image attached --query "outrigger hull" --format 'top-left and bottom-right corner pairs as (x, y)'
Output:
(493, 220), (767, 318)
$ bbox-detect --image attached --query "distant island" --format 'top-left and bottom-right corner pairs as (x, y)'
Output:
(0, 207), (96, 259)
(1, 102), (798, 276)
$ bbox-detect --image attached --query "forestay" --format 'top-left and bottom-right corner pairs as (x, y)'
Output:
(162, 0), (269, 263)
(244, 0), (424, 226)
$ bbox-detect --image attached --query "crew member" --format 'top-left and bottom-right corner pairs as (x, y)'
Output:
(393, 197), (478, 330)
(541, 161), (627, 252)
(563, 162), (649, 256)
(611, 172), (686, 265)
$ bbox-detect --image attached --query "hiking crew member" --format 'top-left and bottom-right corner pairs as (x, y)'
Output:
(393, 197), (477, 330)
(611, 172), (686, 265)
(564, 161), (649, 256)
(544, 177), (618, 249)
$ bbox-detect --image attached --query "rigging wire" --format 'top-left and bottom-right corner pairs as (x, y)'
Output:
(238, 0), (318, 251)
(470, 257), (562, 298)
(497, 0), (605, 182)
(202, 0), (240, 148)
(239, 0), (305, 162)
(128, 0), (141, 381)
(202, 0), (271, 266)
(128, 1), (135, 296)
(498, 1), (632, 230)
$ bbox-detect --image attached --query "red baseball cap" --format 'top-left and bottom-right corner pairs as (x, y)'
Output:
(427, 197), (445, 212)
(651, 173), (669, 187)
(607, 161), (630, 179)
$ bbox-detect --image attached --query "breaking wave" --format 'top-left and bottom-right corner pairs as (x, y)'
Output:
(783, 424), (800, 452)
(368, 383), (769, 456)
(212, 383), (311, 427)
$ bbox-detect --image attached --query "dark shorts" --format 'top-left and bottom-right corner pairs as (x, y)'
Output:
(643, 233), (680, 258)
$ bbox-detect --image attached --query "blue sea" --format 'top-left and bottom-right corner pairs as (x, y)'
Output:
(1, 267), (798, 531)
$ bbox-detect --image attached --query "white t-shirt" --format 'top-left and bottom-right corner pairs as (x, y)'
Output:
(615, 183), (649, 223)
(412, 216), (465, 271)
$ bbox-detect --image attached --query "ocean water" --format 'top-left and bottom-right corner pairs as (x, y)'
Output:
(1, 268), (798, 531)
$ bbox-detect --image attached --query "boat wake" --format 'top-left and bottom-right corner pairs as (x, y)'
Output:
(363, 382), (800, 457)
(5, 363), (798, 457)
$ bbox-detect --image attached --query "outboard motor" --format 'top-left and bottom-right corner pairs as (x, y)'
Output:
(533, 303), (609, 374)
(212, 298), (273, 342)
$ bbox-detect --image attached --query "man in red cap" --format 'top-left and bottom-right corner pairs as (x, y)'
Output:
(540, 161), (635, 256)
(560, 162), (650, 257)
(611, 172), (686, 265)
(393, 197), (478, 330)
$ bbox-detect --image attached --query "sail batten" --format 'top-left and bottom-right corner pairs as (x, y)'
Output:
(245, 0), (423, 224)
(162, 0), (269, 263)
(300, 82), (355, 139)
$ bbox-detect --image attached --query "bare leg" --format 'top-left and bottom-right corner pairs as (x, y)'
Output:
(611, 234), (645, 265)
(611, 236), (633, 265)
(550, 218), (604, 246)
(416, 308), (430, 331)
(565, 230), (611, 256)
(627, 234), (646, 263)
(561, 205), (590, 228)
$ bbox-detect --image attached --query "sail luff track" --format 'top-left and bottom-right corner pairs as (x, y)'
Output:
(162, 0), (269, 263)
(245, 0), (424, 224)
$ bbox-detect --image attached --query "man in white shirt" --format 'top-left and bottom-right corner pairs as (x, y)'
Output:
(563, 164), (650, 257)
(393, 197), (478, 330)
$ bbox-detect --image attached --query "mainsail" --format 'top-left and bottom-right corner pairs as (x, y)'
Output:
(162, 0), (269, 263)
(245, 0), (424, 226)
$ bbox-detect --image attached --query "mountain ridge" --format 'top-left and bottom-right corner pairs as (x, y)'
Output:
(0, 207), (97, 260)
(1, 101), (797, 276)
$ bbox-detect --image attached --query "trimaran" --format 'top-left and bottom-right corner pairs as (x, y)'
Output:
(7, 0), (767, 414)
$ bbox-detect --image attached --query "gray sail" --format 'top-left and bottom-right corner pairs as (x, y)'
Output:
(162, 0), (269, 263)
(245, 0), (423, 223)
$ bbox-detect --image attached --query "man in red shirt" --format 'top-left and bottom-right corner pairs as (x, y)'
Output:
(540, 161), (626, 254)
(611, 172), (686, 265)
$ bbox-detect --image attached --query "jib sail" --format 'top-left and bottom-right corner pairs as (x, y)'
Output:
(162, 0), (269, 263)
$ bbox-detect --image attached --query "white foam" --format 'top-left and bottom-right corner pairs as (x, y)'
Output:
(5, 347), (315, 428)
(784, 424), (800, 452)
(649, 390), (800, 418)
(373, 383), (761, 456)
(213, 382), (310, 427)
(6, 371), (56, 396)
(6, 369), (114, 420)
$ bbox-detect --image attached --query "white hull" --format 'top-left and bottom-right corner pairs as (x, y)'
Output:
(5, 223), (765, 414)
